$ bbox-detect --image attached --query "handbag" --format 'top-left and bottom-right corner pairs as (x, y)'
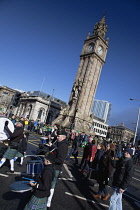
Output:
(10, 142), (20, 150)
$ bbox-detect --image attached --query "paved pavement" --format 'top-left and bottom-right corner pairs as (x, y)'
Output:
(0, 132), (140, 210)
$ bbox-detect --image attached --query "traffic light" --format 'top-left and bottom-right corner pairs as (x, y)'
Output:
(12, 92), (21, 107)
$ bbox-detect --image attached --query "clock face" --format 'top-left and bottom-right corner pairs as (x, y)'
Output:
(87, 43), (94, 52)
(97, 46), (103, 55)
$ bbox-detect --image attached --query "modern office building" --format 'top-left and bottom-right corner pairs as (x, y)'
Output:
(92, 99), (111, 123)
(92, 116), (108, 138)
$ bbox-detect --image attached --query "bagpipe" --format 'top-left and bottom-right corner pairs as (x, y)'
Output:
(0, 117), (14, 157)
(37, 138), (57, 155)
(0, 117), (14, 142)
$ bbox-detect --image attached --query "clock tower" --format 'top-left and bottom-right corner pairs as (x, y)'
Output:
(53, 16), (109, 133)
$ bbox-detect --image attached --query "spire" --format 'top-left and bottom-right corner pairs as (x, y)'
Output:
(93, 16), (107, 38)
(87, 31), (90, 39)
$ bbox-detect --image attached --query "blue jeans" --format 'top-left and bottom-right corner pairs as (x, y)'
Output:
(109, 188), (123, 210)
(98, 181), (108, 195)
(51, 170), (60, 189)
(66, 148), (75, 160)
(116, 151), (122, 158)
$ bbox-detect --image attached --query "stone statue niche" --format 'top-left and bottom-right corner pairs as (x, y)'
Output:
(67, 78), (83, 115)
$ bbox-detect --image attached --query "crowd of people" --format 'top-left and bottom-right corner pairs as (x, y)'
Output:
(0, 113), (139, 209)
(66, 131), (137, 210)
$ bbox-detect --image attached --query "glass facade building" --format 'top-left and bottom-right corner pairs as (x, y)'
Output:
(92, 99), (111, 123)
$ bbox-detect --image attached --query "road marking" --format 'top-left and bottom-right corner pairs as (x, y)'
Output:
(28, 140), (40, 142)
(135, 169), (140, 172)
(28, 141), (38, 147)
(132, 177), (140, 182)
(0, 173), (9, 177)
(63, 164), (76, 181)
(6, 171), (21, 175)
(59, 177), (76, 181)
(65, 192), (109, 208)
(134, 202), (140, 208)
(69, 156), (82, 159)
(30, 134), (40, 139)
(124, 192), (140, 204)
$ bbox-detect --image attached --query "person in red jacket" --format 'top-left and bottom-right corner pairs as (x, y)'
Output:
(79, 137), (97, 173)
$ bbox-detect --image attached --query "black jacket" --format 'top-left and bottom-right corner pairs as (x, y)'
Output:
(72, 136), (79, 150)
(54, 138), (68, 170)
(97, 150), (113, 182)
(34, 164), (54, 198)
(112, 157), (134, 190)
(82, 142), (92, 158)
(5, 126), (24, 143)
(92, 149), (104, 170)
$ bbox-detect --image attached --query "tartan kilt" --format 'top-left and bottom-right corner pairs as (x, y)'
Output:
(24, 195), (47, 210)
(3, 147), (23, 160)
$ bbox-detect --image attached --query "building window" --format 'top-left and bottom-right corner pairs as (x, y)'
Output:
(2, 91), (9, 95)
(38, 109), (43, 119)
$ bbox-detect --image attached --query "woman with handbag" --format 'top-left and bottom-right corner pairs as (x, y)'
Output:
(0, 121), (24, 173)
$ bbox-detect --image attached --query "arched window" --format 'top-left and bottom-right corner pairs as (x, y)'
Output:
(38, 107), (45, 119)
(38, 109), (42, 119)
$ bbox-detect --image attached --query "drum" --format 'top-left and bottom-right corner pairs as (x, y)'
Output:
(0, 117), (14, 141)
(40, 137), (47, 144)
(27, 160), (44, 176)
(10, 181), (32, 193)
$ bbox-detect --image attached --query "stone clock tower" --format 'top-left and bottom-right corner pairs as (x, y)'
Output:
(53, 16), (109, 133)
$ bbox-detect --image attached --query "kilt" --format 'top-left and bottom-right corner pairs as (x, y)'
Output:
(24, 195), (47, 210)
(3, 147), (23, 160)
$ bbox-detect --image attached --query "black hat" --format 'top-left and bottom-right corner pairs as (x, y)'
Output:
(45, 153), (55, 163)
(57, 130), (67, 136)
(125, 148), (133, 156)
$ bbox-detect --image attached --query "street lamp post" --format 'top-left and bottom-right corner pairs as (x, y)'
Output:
(133, 107), (140, 145)
(130, 98), (140, 146)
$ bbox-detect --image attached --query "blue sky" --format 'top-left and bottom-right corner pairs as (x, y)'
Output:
(0, 0), (140, 130)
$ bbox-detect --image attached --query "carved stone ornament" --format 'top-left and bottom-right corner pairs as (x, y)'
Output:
(93, 16), (107, 38)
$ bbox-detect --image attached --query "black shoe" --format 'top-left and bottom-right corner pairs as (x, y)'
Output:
(6, 170), (14, 173)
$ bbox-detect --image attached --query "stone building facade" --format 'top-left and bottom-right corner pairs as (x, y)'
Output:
(0, 87), (66, 124)
(107, 124), (134, 143)
(0, 86), (16, 114)
(15, 91), (66, 123)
